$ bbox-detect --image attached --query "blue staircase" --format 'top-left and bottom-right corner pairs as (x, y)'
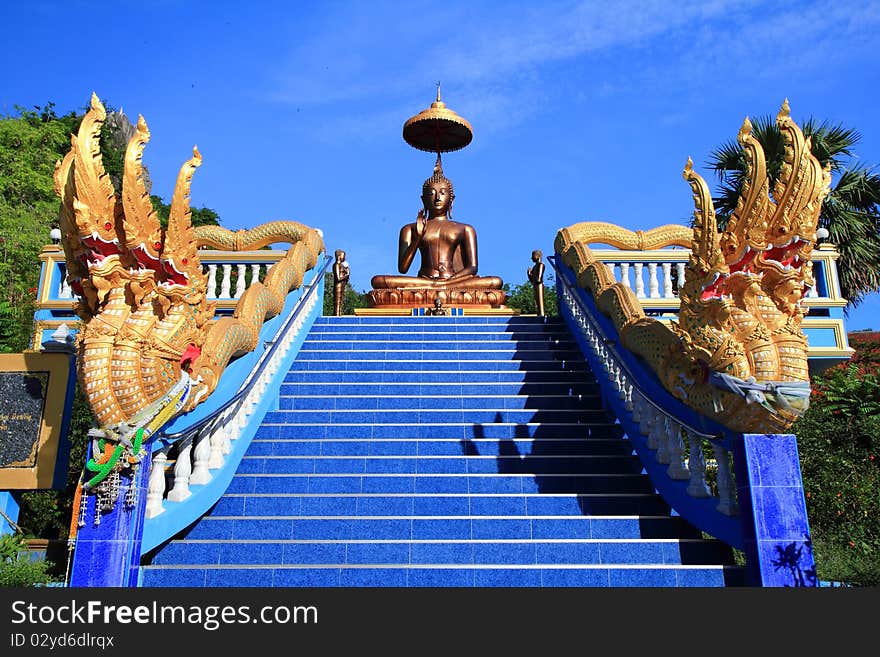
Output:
(141, 316), (743, 587)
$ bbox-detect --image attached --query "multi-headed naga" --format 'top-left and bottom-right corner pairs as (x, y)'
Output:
(555, 101), (830, 433)
(55, 94), (324, 512)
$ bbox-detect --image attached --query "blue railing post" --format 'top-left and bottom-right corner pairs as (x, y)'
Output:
(69, 459), (150, 587)
(733, 433), (817, 587)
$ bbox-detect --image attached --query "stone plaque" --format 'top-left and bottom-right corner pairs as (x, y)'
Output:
(0, 371), (49, 468)
(0, 353), (75, 490)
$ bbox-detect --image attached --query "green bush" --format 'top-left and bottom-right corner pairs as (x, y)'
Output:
(0, 534), (57, 587)
(794, 360), (880, 586)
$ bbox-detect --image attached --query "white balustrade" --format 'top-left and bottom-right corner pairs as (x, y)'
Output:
(713, 444), (738, 516)
(647, 263), (660, 298)
(633, 263), (645, 298)
(665, 420), (689, 480)
(235, 264), (247, 298)
(675, 262), (686, 294)
(166, 440), (193, 502)
(206, 264), (218, 299)
(661, 262), (674, 298)
(189, 431), (213, 485)
(686, 432), (712, 498)
(145, 451), (168, 518)
(220, 264), (232, 297)
(619, 263), (631, 289)
(252, 263), (262, 288)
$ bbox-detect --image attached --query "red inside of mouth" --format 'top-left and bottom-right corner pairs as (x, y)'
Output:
(161, 260), (189, 287)
(81, 236), (120, 264)
(763, 239), (805, 268)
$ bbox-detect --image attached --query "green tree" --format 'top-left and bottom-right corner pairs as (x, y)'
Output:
(503, 274), (559, 316)
(322, 272), (368, 315)
(149, 195), (221, 229)
(0, 103), (81, 352)
(708, 115), (880, 309)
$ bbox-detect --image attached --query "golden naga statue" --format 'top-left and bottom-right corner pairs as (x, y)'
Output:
(555, 101), (830, 433)
(368, 87), (505, 309)
(54, 94), (324, 439)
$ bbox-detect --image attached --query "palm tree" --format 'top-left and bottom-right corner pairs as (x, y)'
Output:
(708, 115), (880, 309)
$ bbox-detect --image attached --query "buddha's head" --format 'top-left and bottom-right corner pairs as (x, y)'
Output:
(422, 160), (455, 218)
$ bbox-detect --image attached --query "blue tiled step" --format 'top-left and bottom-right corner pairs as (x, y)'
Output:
(227, 473), (654, 495)
(280, 382), (599, 396)
(151, 538), (729, 567)
(277, 395), (599, 410)
(208, 493), (669, 517)
(304, 332), (573, 341)
(262, 409), (608, 424)
(284, 370), (595, 383)
(141, 564), (740, 588)
(288, 360), (590, 372)
(258, 423), (623, 440)
(310, 317), (563, 325)
(236, 454), (643, 475)
(180, 515), (699, 541)
(295, 349), (585, 360)
(301, 340), (577, 350)
(247, 437), (632, 457)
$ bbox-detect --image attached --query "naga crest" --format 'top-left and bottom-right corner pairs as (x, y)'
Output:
(555, 101), (831, 433)
(54, 94), (324, 509)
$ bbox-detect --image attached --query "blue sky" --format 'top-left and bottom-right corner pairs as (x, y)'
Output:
(3, 0), (879, 330)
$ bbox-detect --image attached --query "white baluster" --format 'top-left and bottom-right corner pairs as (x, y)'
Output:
(662, 262), (674, 298)
(675, 262), (686, 297)
(220, 264), (232, 298)
(189, 432), (213, 485)
(252, 263), (262, 289)
(639, 404), (653, 436)
(634, 263), (645, 298)
(235, 264), (247, 298)
(619, 263), (631, 289)
(145, 451), (168, 518)
(208, 425), (227, 469)
(665, 420), (689, 479)
(166, 441), (193, 502)
(645, 409), (666, 454)
(624, 383), (633, 411)
(713, 444), (738, 516)
(686, 432), (712, 498)
(206, 264), (218, 299)
(630, 391), (643, 422)
(606, 262), (616, 281)
(648, 263), (660, 298)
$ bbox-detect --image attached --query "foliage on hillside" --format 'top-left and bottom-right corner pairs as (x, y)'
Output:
(795, 332), (880, 586)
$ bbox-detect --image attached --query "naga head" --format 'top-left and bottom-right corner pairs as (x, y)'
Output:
(755, 101), (832, 311)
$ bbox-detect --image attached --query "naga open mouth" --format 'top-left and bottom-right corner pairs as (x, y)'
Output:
(727, 245), (759, 274)
(130, 244), (163, 273)
(81, 234), (121, 265)
(700, 272), (725, 301)
(159, 258), (190, 288)
(761, 237), (809, 271)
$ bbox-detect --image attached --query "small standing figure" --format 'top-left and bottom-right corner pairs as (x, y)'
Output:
(333, 249), (350, 316)
(427, 296), (448, 315)
(528, 249), (545, 317)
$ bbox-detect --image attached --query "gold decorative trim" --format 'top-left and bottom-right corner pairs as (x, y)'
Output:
(0, 353), (74, 489)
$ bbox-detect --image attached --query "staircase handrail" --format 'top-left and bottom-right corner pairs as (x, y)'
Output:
(140, 254), (330, 553)
(550, 255), (744, 547)
(157, 254), (330, 447)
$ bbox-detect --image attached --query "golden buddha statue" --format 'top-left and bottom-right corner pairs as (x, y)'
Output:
(370, 160), (503, 297)
(368, 87), (506, 309)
